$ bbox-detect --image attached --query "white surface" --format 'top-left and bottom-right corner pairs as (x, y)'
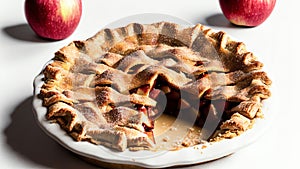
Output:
(0, 0), (298, 169)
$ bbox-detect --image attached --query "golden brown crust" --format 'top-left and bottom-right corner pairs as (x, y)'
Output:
(220, 113), (251, 131)
(39, 22), (271, 152)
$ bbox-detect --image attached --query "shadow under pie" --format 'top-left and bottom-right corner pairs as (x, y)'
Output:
(3, 96), (99, 169)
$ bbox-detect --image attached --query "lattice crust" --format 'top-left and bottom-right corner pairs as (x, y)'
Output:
(39, 22), (271, 151)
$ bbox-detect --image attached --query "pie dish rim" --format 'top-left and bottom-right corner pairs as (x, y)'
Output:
(32, 13), (275, 168)
(33, 65), (275, 168)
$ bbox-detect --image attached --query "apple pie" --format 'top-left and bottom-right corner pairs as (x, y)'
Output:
(39, 22), (271, 151)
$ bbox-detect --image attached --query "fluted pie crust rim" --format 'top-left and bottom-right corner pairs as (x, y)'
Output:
(37, 21), (272, 152)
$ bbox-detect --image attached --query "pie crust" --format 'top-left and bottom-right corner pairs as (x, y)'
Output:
(39, 22), (271, 151)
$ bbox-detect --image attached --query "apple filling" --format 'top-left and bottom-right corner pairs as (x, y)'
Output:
(125, 75), (229, 149)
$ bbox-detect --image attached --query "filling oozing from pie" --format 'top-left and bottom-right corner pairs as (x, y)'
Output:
(39, 22), (272, 151)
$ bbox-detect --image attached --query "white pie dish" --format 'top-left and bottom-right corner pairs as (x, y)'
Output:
(32, 13), (276, 168)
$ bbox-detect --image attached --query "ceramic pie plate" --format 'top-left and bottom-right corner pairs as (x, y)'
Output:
(32, 13), (276, 168)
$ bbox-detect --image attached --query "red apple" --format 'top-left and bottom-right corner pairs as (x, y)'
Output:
(219, 0), (276, 27)
(25, 0), (82, 40)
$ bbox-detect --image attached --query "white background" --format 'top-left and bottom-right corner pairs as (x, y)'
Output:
(0, 0), (298, 168)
